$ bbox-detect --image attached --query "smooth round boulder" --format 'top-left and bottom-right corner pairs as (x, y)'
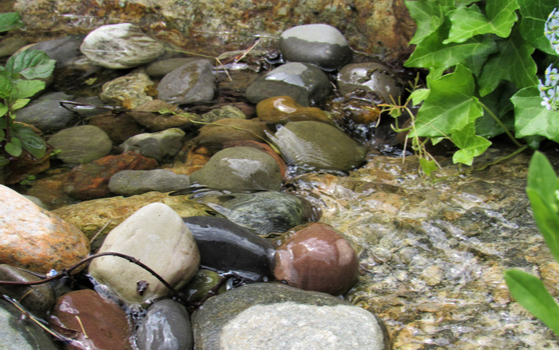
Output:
(88, 203), (200, 306)
(109, 169), (190, 196)
(245, 62), (332, 107)
(157, 59), (216, 105)
(120, 128), (185, 162)
(189, 146), (282, 192)
(48, 125), (112, 164)
(80, 23), (164, 69)
(337, 62), (401, 104)
(256, 95), (332, 124)
(279, 24), (352, 71)
(274, 223), (359, 296)
(15, 92), (76, 132)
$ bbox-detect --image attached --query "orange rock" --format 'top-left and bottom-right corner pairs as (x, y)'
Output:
(0, 185), (90, 274)
(256, 96), (333, 124)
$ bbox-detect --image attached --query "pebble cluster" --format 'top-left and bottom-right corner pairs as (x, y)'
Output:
(0, 22), (401, 349)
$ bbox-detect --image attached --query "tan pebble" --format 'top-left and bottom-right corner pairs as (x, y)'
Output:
(420, 265), (444, 286)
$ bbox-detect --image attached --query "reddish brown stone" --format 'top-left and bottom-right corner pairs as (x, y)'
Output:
(26, 171), (75, 210)
(256, 96), (333, 125)
(88, 111), (145, 144)
(274, 223), (359, 296)
(64, 151), (158, 200)
(49, 289), (132, 350)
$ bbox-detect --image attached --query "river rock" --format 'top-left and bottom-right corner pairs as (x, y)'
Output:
(136, 299), (193, 350)
(89, 203), (200, 306)
(88, 111), (145, 144)
(63, 151), (158, 200)
(109, 169), (190, 196)
(70, 96), (111, 120)
(337, 62), (401, 104)
(100, 70), (156, 109)
(183, 216), (276, 281)
(0, 264), (55, 319)
(31, 34), (85, 66)
(181, 269), (227, 303)
(0, 37), (28, 57)
(48, 125), (112, 164)
(199, 105), (246, 123)
(157, 59), (216, 105)
(80, 23), (164, 69)
(49, 289), (133, 349)
(15, 92), (76, 132)
(120, 128), (185, 162)
(245, 62), (332, 107)
(222, 140), (288, 180)
(274, 223), (359, 296)
(0, 300), (59, 350)
(0, 185), (90, 274)
(192, 282), (390, 350)
(256, 95), (332, 124)
(193, 118), (270, 150)
(199, 191), (316, 235)
(190, 146), (282, 192)
(279, 24), (352, 71)
(129, 100), (196, 131)
(267, 121), (365, 173)
(146, 57), (197, 78)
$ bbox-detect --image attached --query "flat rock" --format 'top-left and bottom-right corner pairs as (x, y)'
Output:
(120, 128), (185, 162)
(109, 169), (190, 196)
(129, 99), (196, 131)
(48, 125), (113, 164)
(0, 185), (90, 274)
(157, 59), (216, 105)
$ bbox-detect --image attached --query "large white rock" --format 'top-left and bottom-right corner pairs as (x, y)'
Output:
(80, 23), (165, 69)
(89, 203), (199, 306)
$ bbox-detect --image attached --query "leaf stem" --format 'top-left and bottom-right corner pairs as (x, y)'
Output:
(479, 102), (524, 148)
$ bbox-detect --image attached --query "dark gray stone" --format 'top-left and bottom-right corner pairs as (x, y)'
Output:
(146, 57), (199, 78)
(15, 92), (76, 132)
(191, 283), (390, 350)
(337, 62), (401, 104)
(108, 169), (190, 196)
(245, 62), (332, 107)
(279, 24), (352, 71)
(157, 60), (216, 105)
(48, 125), (112, 164)
(31, 35), (85, 66)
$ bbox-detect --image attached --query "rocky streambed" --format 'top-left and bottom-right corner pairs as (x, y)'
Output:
(0, 2), (558, 350)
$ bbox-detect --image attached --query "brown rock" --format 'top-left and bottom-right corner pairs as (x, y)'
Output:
(49, 289), (132, 350)
(88, 111), (145, 144)
(274, 223), (359, 295)
(63, 151), (158, 200)
(0, 185), (90, 274)
(25, 170), (76, 210)
(193, 118), (271, 150)
(129, 99), (197, 131)
(256, 96), (333, 125)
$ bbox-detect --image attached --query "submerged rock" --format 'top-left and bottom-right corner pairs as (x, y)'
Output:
(109, 169), (190, 196)
(48, 125), (113, 165)
(337, 62), (401, 104)
(157, 59), (216, 105)
(120, 128), (185, 162)
(100, 70), (156, 109)
(15, 92), (76, 132)
(193, 118), (270, 150)
(256, 95), (332, 124)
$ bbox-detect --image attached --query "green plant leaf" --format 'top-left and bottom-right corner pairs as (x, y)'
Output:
(0, 12), (23, 32)
(419, 158), (438, 176)
(0, 71), (13, 99)
(518, 0), (558, 56)
(405, 0), (448, 45)
(0, 156), (8, 167)
(409, 88), (430, 106)
(451, 122), (492, 165)
(511, 86), (559, 143)
(0, 103), (8, 118)
(10, 79), (45, 100)
(5, 50), (56, 80)
(478, 25), (539, 96)
(14, 126), (47, 159)
(5, 137), (22, 157)
(476, 82), (516, 138)
(412, 65), (484, 138)
(504, 269), (559, 334)
(10, 98), (31, 111)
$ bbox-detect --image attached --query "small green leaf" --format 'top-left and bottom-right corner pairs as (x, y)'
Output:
(0, 156), (8, 166)
(15, 126), (46, 159)
(405, 0), (447, 45)
(0, 72), (13, 99)
(10, 80), (45, 100)
(5, 137), (23, 157)
(0, 12), (23, 32)
(5, 50), (56, 79)
(419, 158), (438, 176)
(10, 98), (31, 111)
(451, 122), (492, 165)
(409, 88), (430, 106)
(445, 0), (520, 43)
(0, 103), (8, 118)
(518, 0), (559, 56)
(504, 269), (559, 335)
(511, 86), (559, 143)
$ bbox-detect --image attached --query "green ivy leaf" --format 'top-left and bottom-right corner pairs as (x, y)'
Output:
(504, 270), (559, 335)
(419, 158), (438, 176)
(409, 88), (430, 106)
(476, 82), (516, 138)
(0, 12), (23, 32)
(451, 122), (492, 165)
(14, 126), (47, 159)
(405, 18), (497, 74)
(445, 0), (519, 43)
(478, 24), (539, 96)
(518, 0), (558, 56)
(412, 65), (484, 138)
(10, 79), (45, 100)
(405, 0), (448, 45)
(5, 50), (56, 80)
(5, 137), (22, 157)
(511, 85), (559, 143)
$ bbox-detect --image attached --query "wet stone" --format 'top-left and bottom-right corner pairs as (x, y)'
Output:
(337, 62), (401, 104)
(48, 125), (113, 165)
(193, 118), (270, 150)
(136, 299), (193, 350)
(88, 111), (145, 144)
(108, 169), (190, 196)
(183, 216), (276, 281)
(0, 37), (28, 57)
(129, 100), (195, 131)
(181, 268), (227, 303)
(274, 223), (359, 296)
(245, 62), (332, 107)
(199, 105), (247, 123)
(256, 95), (332, 124)
(279, 24), (352, 71)
(120, 128), (185, 162)
(15, 92), (76, 132)
(31, 34), (85, 66)
(146, 57), (197, 78)
(157, 59), (216, 105)
(189, 146), (282, 192)
(80, 23), (165, 69)
(100, 70), (156, 109)
(49, 289), (133, 349)
(191, 283), (390, 350)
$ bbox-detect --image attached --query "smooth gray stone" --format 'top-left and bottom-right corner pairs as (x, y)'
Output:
(16, 93), (76, 132)
(80, 23), (164, 69)
(109, 169), (190, 196)
(190, 147), (281, 192)
(31, 35), (85, 66)
(136, 299), (193, 350)
(157, 60), (216, 105)
(279, 24), (352, 71)
(245, 62), (331, 107)
(119, 128), (185, 161)
(337, 62), (402, 104)
(48, 125), (112, 164)
(191, 283), (390, 350)
(146, 58), (199, 78)
(0, 300), (59, 350)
